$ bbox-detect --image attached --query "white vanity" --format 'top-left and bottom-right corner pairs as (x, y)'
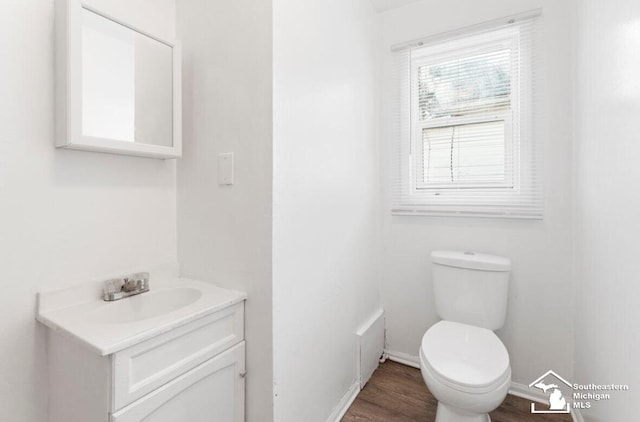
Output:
(37, 277), (246, 422)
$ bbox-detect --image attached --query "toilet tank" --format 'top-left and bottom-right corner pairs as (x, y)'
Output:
(431, 251), (510, 330)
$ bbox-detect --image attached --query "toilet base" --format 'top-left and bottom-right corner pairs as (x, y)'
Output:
(436, 402), (491, 422)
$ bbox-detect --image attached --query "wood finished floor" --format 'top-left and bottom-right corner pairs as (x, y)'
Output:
(342, 361), (572, 422)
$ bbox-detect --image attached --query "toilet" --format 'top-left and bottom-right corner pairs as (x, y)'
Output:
(420, 251), (511, 422)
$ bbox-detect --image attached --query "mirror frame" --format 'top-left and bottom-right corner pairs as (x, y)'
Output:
(55, 0), (182, 159)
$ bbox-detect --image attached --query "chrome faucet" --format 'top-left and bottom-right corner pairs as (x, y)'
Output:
(102, 272), (150, 301)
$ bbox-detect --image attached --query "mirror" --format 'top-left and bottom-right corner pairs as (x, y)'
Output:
(56, 1), (182, 158)
(81, 8), (173, 147)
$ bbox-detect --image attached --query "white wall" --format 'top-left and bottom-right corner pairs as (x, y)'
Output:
(175, 0), (273, 421)
(378, 0), (575, 386)
(272, 0), (381, 420)
(573, 0), (640, 420)
(370, 0), (423, 13)
(0, 0), (177, 420)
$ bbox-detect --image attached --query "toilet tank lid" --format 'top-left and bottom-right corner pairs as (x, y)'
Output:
(431, 251), (511, 272)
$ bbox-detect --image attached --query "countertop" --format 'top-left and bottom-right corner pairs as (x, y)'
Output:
(36, 277), (247, 356)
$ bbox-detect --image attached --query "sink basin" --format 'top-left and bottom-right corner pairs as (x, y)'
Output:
(88, 287), (202, 324)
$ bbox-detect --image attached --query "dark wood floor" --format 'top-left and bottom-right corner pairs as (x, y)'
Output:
(342, 361), (572, 422)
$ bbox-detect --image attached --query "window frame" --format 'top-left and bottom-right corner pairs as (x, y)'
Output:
(408, 27), (522, 196)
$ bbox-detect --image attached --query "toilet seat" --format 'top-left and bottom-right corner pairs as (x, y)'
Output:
(420, 321), (510, 394)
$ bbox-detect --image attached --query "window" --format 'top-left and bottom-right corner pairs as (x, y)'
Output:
(390, 13), (542, 218)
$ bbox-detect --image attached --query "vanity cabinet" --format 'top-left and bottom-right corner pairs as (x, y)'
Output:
(45, 301), (245, 422)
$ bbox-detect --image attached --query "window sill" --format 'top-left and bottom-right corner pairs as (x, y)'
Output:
(390, 207), (543, 220)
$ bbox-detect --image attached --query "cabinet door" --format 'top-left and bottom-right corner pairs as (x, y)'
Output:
(112, 342), (245, 422)
(113, 303), (244, 410)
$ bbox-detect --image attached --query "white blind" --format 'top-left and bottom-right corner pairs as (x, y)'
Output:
(390, 11), (543, 219)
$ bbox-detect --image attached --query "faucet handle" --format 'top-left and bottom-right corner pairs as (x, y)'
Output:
(103, 278), (124, 294)
(130, 272), (150, 289)
(103, 278), (125, 301)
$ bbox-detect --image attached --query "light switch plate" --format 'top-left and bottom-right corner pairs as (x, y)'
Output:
(218, 152), (234, 185)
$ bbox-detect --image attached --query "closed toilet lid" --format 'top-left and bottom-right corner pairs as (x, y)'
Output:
(421, 321), (509, 388)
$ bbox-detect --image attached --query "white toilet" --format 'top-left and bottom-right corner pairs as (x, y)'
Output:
(419, 251), (511, 422)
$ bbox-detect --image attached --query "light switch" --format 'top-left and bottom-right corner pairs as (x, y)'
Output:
(218, 152), (234, 185)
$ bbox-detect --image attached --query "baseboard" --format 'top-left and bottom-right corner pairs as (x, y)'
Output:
(326, 382), (360, 422)
(508, 381), (547, 403)
(384, 349), (420, 369)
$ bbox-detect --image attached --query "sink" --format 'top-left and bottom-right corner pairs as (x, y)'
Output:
(37, 277), (247, 355)
(88, 287), (202, 324)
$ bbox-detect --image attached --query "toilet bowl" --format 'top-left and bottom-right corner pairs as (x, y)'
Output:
(420, 251), (512, 422)
(419, 321), (511, 422)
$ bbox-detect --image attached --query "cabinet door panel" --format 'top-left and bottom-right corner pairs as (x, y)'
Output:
(112, 342), (245, 422)
(113, 303), (244, 410)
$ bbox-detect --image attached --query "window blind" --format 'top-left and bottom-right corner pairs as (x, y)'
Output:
(390, 10), (543, 219)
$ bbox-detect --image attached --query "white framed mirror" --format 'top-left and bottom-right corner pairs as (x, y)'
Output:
(55, 0), (182, 159)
